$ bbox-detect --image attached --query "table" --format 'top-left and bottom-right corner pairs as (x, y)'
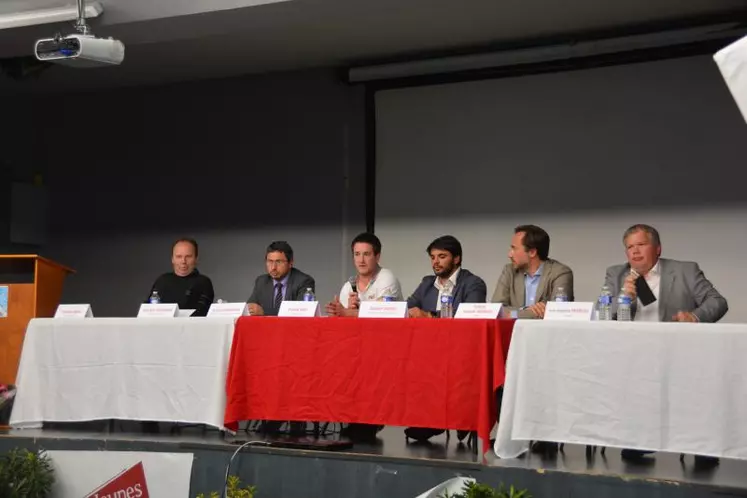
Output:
(224, 317), (514, 450)
(495, 320), (747, 460)
(10, 317), (236, 430)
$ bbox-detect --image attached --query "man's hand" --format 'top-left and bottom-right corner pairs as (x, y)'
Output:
(348, 292), (361, 310)
(672, 311), (698, 322)
(528, 302), (547, 318)
(408, 307), (432, 318)
(248, 303), (264, 316)
(325, 296), (344, 317)
(623, 272), (638, 300)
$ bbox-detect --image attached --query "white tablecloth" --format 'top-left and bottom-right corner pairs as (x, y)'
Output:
(495, 320), (747, 460)
(10, 317), (236, 430)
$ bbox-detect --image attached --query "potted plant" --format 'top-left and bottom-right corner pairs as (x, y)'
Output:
(196, 475), (256, 498)
(441, 481), (531, 498)
(0, 448), (55, 498)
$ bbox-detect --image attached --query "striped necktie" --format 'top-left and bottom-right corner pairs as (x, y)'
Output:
(274, 282), (283, 310)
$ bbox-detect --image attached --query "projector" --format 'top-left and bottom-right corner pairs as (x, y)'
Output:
(34, 34), (124, 68)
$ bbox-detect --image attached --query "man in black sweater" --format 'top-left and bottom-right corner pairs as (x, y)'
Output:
(146, 238), (215, 317)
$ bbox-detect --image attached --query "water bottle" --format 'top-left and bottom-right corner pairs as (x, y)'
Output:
(440, 286), (454, 318)
(597, 285), (613, 321)
(617, 288), (632, 321)
(303, 288), (315, 302)
(383, 294), (395, 302)
(554, 286), (568, 302)
(149, 290), (160, 304)
(216, 298), (225, 304)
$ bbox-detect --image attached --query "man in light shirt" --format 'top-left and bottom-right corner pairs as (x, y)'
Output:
(604, 223), (727, 465)
(325, 232), (402, 317)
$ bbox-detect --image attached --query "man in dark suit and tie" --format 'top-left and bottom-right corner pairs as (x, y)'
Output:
(246, 241), (315, 317)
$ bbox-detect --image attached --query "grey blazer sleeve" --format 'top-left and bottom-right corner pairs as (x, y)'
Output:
(687, 263), (728, 323)
(491, 265), (514, 309)
(290, 275), (316, 301)
(553, 265), (574, 302)
(247, 275), (264, 304)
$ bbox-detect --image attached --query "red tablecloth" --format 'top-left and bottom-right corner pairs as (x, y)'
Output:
(224, 317), (514, 450)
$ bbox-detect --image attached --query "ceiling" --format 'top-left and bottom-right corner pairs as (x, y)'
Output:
(0, 0), (746, 92)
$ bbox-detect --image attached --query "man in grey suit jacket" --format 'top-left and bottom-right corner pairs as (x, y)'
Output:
(247, 241), (315, 317)
(492, 225), (573, 319)
(605, 224), (727, 323)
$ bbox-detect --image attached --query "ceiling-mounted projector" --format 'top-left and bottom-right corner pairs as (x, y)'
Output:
(35, 34), (124, 67)
(33, 0), (124, 68)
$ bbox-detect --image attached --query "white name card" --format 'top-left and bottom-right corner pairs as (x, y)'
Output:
(137, 303), (179, 318)
(278, 300), (320, 317)
(544, 301), (595, 321)
(54, 304), (93, 318)
(358, 301), (408, 318)
(454, 303), (502, 319)
(207, 302), (248, 318)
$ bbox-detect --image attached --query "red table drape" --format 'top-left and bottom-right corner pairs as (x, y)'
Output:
(224, 317), (514, 451)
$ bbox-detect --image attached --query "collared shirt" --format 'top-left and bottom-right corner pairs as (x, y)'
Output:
(524, 263), (544, 307)
(434, 267), (460, 311)
(634, 260), (661, 322)
(273, 273), (290, 302)
(339, 267), (403, 308)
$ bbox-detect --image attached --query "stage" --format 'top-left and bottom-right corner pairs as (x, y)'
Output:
(2, 424), (745, 498)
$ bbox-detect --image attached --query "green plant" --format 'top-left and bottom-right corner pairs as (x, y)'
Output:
(196, 475), (256, 498)
(0, 448), (55, 498)
(441, 481), (531, 498)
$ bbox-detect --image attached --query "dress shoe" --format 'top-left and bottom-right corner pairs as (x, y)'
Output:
(341, 423), (383, 442)
(693, 455), (720, 468)
(530, 441), (558, 454)
(621, 449), (654, 461)
(404, 427), (445, 442)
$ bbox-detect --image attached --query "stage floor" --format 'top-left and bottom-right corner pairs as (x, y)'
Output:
(2, 422), (746, 494)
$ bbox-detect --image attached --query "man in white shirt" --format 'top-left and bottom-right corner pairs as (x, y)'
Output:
(604, 224), (727, 466)
(325, 232), (403, 317)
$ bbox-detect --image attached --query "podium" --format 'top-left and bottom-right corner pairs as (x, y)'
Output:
(0, 255), (74, 385)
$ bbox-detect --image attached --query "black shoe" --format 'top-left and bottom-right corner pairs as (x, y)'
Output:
(456, 430), (470, 443)
(693, 455), (720, 468)
(404, 427), (445, 442)
(289, 422), (307, 437)
(621, 449), (654, 461)
(257, 421), (283, 434)
(341, 423), (382, 442)
(530, 441), (558, 454)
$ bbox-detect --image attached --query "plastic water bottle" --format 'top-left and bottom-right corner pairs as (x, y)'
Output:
(617, 288), (632, 321)
(554, 286), (568, 302)
(440, 286), (454, 318)
(149, 290), (160, 304)
(216, 298), (225, 304)
(383, 294), (395, 302)
(597, 285), (613, 321)
(303, 288), (315, 302)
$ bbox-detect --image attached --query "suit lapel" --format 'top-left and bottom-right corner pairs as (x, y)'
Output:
(658, 259), (674, 321)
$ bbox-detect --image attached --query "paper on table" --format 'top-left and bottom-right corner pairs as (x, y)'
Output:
(714, 35), (747, 125)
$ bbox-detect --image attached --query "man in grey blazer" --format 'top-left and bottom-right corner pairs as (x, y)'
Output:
(606, 224), (727, 466)
(247, 241), (315, 317)
(605, 224), (727, 323)
(492, 225), (573, 319)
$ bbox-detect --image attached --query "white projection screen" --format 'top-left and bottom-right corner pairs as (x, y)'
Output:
(374, 55), (747, 322)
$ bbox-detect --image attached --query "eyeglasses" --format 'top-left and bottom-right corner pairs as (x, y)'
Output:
(266, 259), (289, 266)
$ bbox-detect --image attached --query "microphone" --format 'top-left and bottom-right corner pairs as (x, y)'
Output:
(348, 276), (357, 293)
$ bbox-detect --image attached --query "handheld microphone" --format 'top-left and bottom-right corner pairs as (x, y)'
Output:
(348, 276), (357, 293)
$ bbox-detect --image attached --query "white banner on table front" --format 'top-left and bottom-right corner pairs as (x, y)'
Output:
(47, 450), (193, 498)
(715, 35), (747, 125)
(455, 302), (502, 319)
(207, 302), (248, 317)
(544, 301), (595, 321)
(358, 301), (408, 318)
(279, 300), (320, 317)
(137, 303), (178, 318)
(54, 304), (93, 318)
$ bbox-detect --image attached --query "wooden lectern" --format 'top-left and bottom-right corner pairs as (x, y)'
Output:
(0, 255), (75, 385)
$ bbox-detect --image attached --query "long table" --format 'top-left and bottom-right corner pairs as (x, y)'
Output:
(224, 317), (515, 450)
(10, 317), (236, 430)
(495, 320), (747, 460)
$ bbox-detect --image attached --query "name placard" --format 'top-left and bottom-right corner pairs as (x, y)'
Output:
(207, 303), (248, 318)
(54, 304), (94, 318)
(358, 301), (408, 318)
(544, 302), (594, 321)
(454, 303), (502, 319)
(279, 301), (320, 317)
(137, 303), (179, 318)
